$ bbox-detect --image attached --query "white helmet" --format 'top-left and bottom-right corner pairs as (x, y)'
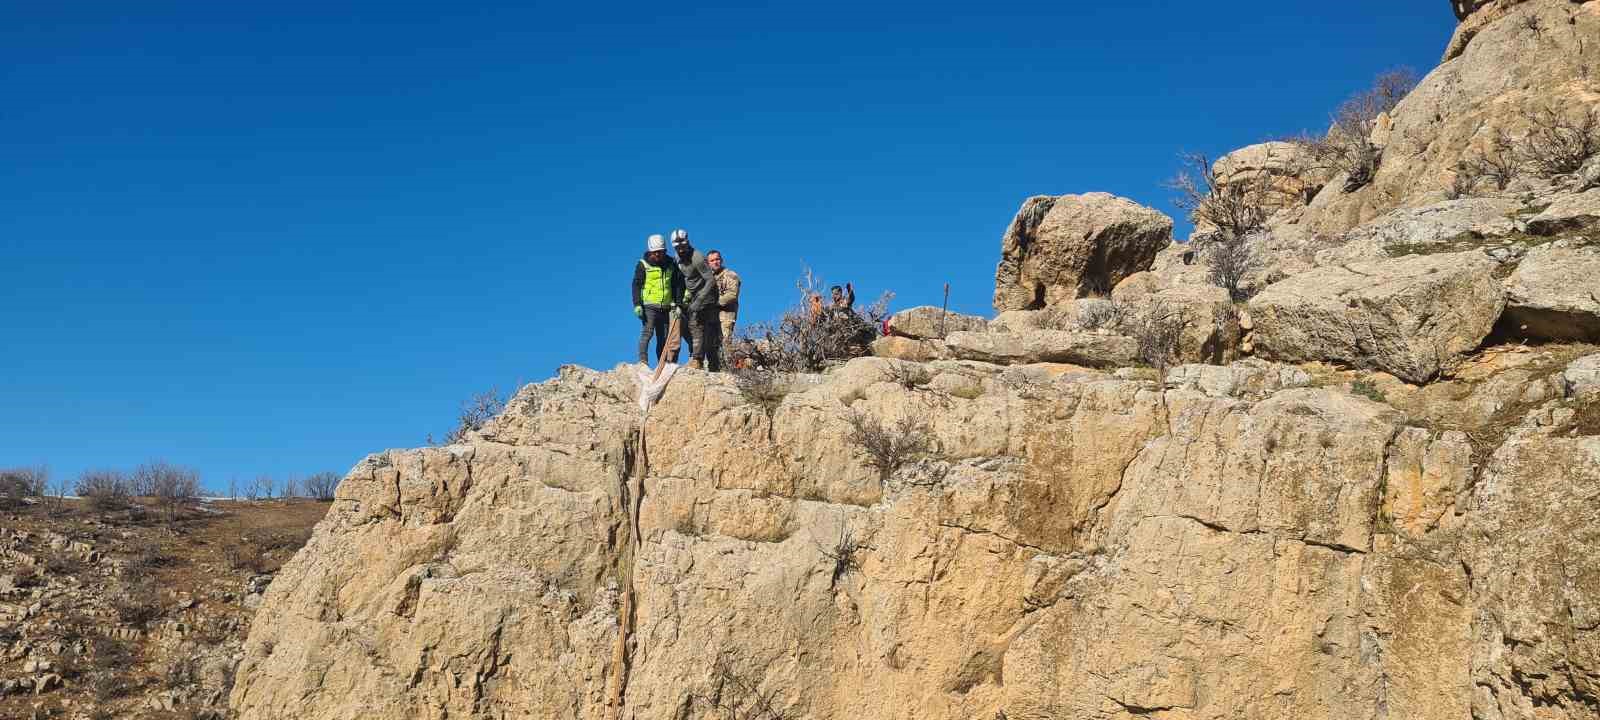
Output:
(647, 234), (666, 252)
(670, 228), (689, 244)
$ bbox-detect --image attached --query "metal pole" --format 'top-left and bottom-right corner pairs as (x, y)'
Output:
(939, 282), (950, 338)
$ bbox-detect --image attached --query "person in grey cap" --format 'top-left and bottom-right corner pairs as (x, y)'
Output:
(670, 228), (721, 370)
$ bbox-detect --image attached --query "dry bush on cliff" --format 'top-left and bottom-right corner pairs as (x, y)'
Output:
(730, 268), (891, 372)
(432, 387), (506, 445)
(1292, 68), (1419, 191)
(1518, 104), (1600, 178)
(733, 368), (789, 416)
(1205, 232), (1264, 301)
(1166, 151), (1271, 241)
(844, 410), (932, 481)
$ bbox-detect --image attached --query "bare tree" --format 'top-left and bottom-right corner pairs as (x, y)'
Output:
(76, 469), (132, 511)
(1166, 152), (1271, 241)
(0, 466), (48, 509)
(251, 474), (275, 501)
(130, 460), (201, 521)
(1205, 232), (1263, 301)
(303, 471), (340, 501)
(1291, 68), (1420, 191)
(282, 475), (303, 499)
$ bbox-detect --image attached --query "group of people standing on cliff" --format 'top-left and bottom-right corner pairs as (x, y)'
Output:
(628, 229), (856, 371)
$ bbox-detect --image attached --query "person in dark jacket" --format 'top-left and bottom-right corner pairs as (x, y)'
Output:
(631, 234), (685, 365)
(670, 228), (721, 371)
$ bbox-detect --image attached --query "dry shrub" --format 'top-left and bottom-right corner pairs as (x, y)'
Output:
(1204, 232), (1263, 301)
(734, 368), (790, 416)
(686, 655), (796, 720)
(112, 580), (165, 627)
(75, 469), (132, 511)
(1291, 68), (1419, 191)
(730, 268), (892, 372)
(132, 459), (201, 521)
(817, 526), (867, 589)
(1133, 307), (1188, 387)
(1518, 104), (1600, 178)
(844, 410), (932, 480)
(1077, 300), (1130, 332)
(1454, 127), (1520, 194)
(1165, 151), (1272, 241)
(885, 361), (930, 390)
(0, 466), (47, 509)
(432, 387), (506, 445)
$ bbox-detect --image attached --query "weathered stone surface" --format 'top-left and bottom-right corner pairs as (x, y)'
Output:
(1502, 244), (1600, 340)
(1249, 251), (1505, 382)
(942, 329), (1137, 367)
(1164, 359), (1312, 398)
(1564, 353), (1600, 397)
(992, 193), (1173, 312)
(869, 335), (950, 362)
(1317, 197), (1522, 264)
(1527, 188), (1600, 235)
(1211, 141), (1335, 218)
(1465, 425), (1600, 719)
(1113, 272), (1243, 364)
(1300, 0), (1600, 236)
(887, 305), (987, 340)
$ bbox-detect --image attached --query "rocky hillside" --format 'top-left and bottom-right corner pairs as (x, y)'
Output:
(231, 3), (1600, 719)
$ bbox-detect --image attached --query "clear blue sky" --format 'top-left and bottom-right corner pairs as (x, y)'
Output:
(1, 2), (1454, 491)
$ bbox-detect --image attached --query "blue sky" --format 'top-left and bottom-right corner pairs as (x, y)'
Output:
(1, 2), (1454, 491)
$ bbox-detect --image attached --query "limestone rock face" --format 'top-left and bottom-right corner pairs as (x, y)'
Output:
(1112, 273), (1243, 365)
(1565, 353), (1600, 396)
(942, 328), (1137, 367)
(888, 306), (987, 340)
(870, 335), (950, 362)
(1316, 197), (1522, 265)
(1248, 251), (1505, 382)
(1502, 245), (1600, 340)
(1212, 141), (1335, 217)
(1299, 0), (1600, 236)
(992, 193), (1173, 312)
(1527, 188), (1600, 236)
(230, 353), (1600, 720)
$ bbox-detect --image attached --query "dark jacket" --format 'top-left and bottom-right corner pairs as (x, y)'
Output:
(675, 246), (718, 312)
(632, 252), (685, 308)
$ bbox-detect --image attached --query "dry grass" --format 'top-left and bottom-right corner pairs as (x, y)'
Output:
(844, 410), (933, 481)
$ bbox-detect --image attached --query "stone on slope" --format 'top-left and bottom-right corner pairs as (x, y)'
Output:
(942, 329), (1137, 367)
(1249, 250), (1505, 383)
(992, 193), (1172, 312)
(870, 335), (950, 362)
(1112, 272), (1243, 365)
(887, 305), (987, 340)
(1317, 197), (1522, 265)
(1501, 244), (1600, 340)
(1527, 188), (1600, 236)
(1564, 353), (1600, 397)
(1211, 141), (1334, 218)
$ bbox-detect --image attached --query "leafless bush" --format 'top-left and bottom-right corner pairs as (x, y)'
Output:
(844, 410), (932, 480)
(1518, 104), (1600, 178)
(433, 387), (506, 445)
(250, 474), (275, 500)
(75, 469), (132, 511)
(303, 471), (340, 501)
(0, 465), (47, 508)
(1456, 128), (1520, 194)
(817, 526), (867, 589)
(1166, 151), (1271, 241)
(112, 580), (164, 628)
(1205, 232), (1263, 301)
(1133, 308), (1188, 388)
(734, 368), (790, 416)
(132, 460), (201, 520)
(687, 655), (796, 720)
(885, 360), (930, 390)
(730, 268), (892, 372)
(1077, 300), (1129, 332)
(1291, 68), (1419, 191)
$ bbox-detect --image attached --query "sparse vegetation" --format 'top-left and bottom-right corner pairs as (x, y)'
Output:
(1205, 231), (1264, 301)
(1166, 151), (1272, 241)
(0, 465), (47, 508)
(730, 267), (893, 373)
(303, 470), (341, 501)
(1290, 68), (1419, 191)
(1077, 299), (1130, 331)
(686, 655), (796, 720)
(817, 526), (867, 589)
(75, 469), (133, 511)
(432, 387), (507, 445)
(131, 459), (201, 521)
(734, 368), (790, 416)
(885, 360), (930, 390)
(1517, 103), (1600, 178)
(1454, 127), (1520, 194)
(1132, 308), (1188, 389)
(843, 409), (933, 480)
(1351, 378), (1387, 403)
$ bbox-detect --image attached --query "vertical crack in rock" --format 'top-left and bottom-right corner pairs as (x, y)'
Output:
(606, 424), (645, 719)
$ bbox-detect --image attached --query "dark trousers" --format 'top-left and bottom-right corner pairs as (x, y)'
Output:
(685, 306), (722, 371)
(637, 306), (674, 364)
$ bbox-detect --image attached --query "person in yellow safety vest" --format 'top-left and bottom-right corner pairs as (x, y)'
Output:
(631, 234), (685, 365)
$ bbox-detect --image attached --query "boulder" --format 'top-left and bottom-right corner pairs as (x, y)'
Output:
(1211, 142), (1335, 217)
(1563, 354), (1600, 397)
(992, 193), (1172, 312)
(942, 329), (1137, 367)
(1112, 273), (1244, 364)
(869, 335), (949, 363)
(1249, 251), (1505, 383)
(1527, 188), (1600, 236)
(887, 306), (987, 340)
(1501, 244), (1600, 340)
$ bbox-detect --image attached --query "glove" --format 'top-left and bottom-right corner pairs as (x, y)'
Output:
(634, 305), (643, 319)
(671, 305), (684, 320)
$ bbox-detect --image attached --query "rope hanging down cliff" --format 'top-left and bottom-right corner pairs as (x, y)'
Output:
(606, 316), (683, 718)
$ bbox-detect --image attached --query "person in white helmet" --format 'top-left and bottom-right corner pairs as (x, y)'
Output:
(631, 233), (685, 365)
(670, 228), (721, 370)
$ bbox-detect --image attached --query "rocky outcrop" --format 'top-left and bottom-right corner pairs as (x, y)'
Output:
(1112, 272), (1243, 365)
(942, 328), (1136, 367)
(1248, 251), (1505, 382)
(992, 193), (1172, 312)
(1501, 244), (1600, 340)
(1527, 188), (1600, 235)
(1212, 142), (1334, 218)
(232, 355), (1600, 719)
(887, 306), (987, 340)
(1315, 197), (1522, 265)
(1298, 0), (1600, 236)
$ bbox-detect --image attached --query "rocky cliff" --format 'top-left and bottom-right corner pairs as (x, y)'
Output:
(232, 3), (1600, 719)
